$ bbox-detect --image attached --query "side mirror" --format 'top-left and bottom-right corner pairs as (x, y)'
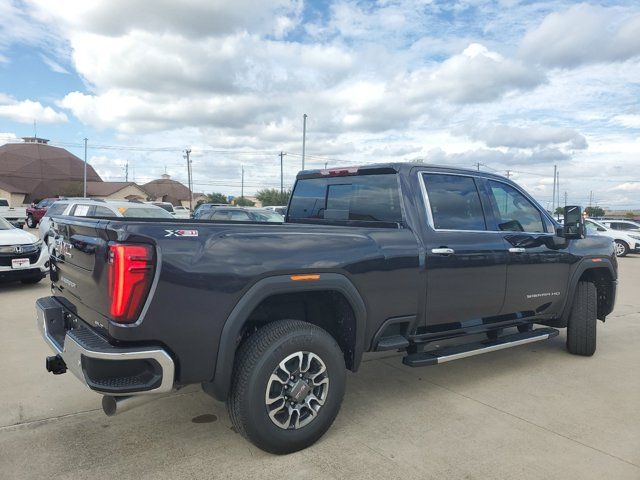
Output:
(562, 206), (585, 239)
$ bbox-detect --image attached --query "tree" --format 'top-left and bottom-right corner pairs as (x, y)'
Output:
(554, 207), (564, 215)
(255, 188), (290, 206)
(235, 197), (255, 207)
(585, 206), (605, 217)
(205, 192), (228, 204)
(624, 211), (636, 219)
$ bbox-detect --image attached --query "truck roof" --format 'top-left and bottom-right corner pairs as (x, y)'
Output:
(297, 162), (509, 181)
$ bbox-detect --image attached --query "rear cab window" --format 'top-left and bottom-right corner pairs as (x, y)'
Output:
(288, 172), (403, 225)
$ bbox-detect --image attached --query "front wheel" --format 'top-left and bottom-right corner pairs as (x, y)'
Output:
(26, 215), (36, 228)
(566, 281), (597, 356)
(614, 240), (629, 257)
(227, 319), (346, 454)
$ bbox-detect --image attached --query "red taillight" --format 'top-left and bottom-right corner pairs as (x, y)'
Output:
(108, 244), (154, 324)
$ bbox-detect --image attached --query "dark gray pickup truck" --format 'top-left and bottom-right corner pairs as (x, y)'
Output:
(37, 163), (616, 453)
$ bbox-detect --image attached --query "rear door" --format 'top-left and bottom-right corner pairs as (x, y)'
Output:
(482, 179), (571, 317)
(420, 172), (508, 328)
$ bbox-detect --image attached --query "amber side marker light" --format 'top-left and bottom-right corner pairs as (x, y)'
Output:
(290, 274), (321, 281)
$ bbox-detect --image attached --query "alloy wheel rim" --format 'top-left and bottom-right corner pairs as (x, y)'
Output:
(265, 351), (329, 430)
(615, 242), (625, 256)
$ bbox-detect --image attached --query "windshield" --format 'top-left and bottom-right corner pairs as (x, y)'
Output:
(121, 207), (174, 218)
(250, 210), (284, 222)
(0, 217), (13, 230)
(154, 203), (174, 213)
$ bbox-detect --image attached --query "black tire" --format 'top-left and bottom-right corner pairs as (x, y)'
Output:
(26, 215), (36, 228)
(21, 276), (43, 284)
(566, 281), (597, 356)
(614, 240), (629, 257)
(227, 319), (346, 454)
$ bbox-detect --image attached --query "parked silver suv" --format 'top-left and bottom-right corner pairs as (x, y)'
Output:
(40, 199), (172, 245)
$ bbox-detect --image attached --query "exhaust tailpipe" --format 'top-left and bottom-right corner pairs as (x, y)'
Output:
(102, 394), (165, 416)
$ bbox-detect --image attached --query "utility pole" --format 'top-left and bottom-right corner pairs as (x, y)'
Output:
(241, 166), (244, 200)
(556, 171), (560, 214)
(552, 165), (557, 214)
(324, 162), (328, 169)
(589, 190), (593, 208)
(83, 137), (88, 198)
(124, 160), (129, 182)
(505, 170), (511, 179)
(302, 113), (307, 171)
(475, 162), (481, 171)
(564, 191), (568, 207)
(279, 151), (287, 194)
(184, 148), (192, 211)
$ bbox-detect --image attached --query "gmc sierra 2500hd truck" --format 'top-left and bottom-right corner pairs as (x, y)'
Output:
(37, 163), (616, 454)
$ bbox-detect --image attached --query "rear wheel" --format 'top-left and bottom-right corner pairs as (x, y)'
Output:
(566, 281), (597, 356)
(614, 240), (629, 257)
(227, 319), (346, 454)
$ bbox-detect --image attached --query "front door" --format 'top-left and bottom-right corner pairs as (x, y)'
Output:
(420, 172), (509, 329)
(482, 179), (572, 317)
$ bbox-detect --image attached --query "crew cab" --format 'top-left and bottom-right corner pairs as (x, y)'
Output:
(36, 163), (616, 454)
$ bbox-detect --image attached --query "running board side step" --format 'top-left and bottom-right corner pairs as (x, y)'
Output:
(402, 328), (559, 367)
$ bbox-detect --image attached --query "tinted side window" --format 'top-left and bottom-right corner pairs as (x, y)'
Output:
(288, 173), (402, 223)
(45, 203), (67, 216)
(488, 181), (545, 233)
(93, 206), (115, 218)
(229, 211), (251, 221)
(422, 174), (486, 231)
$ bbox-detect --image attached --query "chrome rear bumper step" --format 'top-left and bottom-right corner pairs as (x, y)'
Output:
(402, 327), (559, 367)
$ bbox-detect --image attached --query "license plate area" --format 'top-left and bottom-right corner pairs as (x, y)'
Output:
(11, 258), (30, 269)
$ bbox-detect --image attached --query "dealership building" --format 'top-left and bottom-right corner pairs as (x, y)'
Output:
(0, 137), (198, 206)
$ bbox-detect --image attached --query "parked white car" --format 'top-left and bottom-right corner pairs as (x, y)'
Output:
(0, 217), (49, 284)
(173, 205), (192, 219)
(584, 218), (639, 257)
(147, 202), (191, 219)
(0, 198), (27, 229)
(39, 199), (173, 245)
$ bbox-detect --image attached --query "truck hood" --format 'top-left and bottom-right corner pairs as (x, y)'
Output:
(0, 228), (39, 245)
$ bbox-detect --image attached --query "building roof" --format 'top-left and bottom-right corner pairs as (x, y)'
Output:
(86, 181), (150, 197)
(142, 174), (191, 205)
(0, 141), (102, 201)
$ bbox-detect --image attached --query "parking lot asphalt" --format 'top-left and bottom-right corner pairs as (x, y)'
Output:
(0, 232), (638, 479)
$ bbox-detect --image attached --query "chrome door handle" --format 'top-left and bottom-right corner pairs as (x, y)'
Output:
(509, 247), (526, 253)
(431, 248), (455, 255)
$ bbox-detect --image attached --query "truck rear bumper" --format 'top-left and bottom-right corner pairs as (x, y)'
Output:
(36, 297), (175, 396)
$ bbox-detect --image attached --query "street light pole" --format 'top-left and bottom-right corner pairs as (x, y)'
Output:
(83, 137), (88, 198)
(302, 113), (307, 171)
(184, 148), (192, 211)
(279, 151), (287, 194)
(241, 166), (244, 200)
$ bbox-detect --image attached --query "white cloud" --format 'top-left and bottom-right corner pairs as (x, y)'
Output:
(520, 4), (640, 68)
(462, 124), (587, 150)
(0, 94), (68, 124)
(613, 182), (640, 192)
(612, 114), (640, 129)
(39, 54), (70, 74)
(406, 44), (545, 104)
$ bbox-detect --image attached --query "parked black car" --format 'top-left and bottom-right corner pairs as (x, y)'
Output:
(37, 163), (616, 454)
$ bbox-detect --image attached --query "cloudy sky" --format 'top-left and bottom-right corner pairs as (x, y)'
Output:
(1, 0), (639, 208)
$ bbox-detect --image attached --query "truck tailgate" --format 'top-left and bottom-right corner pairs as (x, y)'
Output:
(50, 217), (114, 326)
